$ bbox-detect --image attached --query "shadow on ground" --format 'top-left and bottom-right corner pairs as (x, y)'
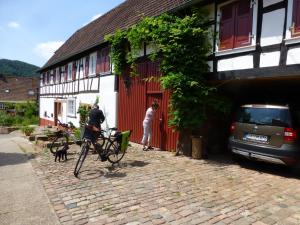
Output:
(76, 160), (150, 181)
(237, 158), (299, 179)
(203, 152), (299, 179)
(0, 152), (28, 167)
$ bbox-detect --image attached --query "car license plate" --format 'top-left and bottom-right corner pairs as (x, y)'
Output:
(244, 133), (268, 142)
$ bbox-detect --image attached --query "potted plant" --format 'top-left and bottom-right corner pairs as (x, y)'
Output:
(21, 126), (35, 136)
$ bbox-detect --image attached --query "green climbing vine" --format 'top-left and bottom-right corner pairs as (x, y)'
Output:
(105, 10), (231, 130)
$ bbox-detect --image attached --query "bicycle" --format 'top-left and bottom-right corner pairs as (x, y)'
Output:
(74, 125), (131, 177)
(49, 119), (81, 159)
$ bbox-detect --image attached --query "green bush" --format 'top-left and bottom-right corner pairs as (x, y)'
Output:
(0, 101), (39, 127)
(74, 128), (81, 140)
(0, 111), (14, 126)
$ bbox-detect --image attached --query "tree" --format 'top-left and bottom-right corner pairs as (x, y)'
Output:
(106, 11), (230, 156)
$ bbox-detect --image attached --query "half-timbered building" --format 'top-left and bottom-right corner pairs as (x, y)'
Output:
(39, 0), (300, 152)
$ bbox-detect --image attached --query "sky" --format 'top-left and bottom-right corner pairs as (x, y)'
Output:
(0, 0), (125, 67)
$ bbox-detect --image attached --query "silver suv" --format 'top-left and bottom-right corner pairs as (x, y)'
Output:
(229, 104), (300, 170)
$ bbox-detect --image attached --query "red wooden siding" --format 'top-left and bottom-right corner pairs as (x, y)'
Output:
(118, 60), (178, 151)
(219, 0), (252, 50)
(293, 0), (300, 36)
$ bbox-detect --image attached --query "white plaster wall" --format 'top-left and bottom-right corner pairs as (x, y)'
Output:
(217, 55), (253, 71)
(99, 75), (117, 131)
(260, 9), (285, 46)
(263, 0), (283, 7)
(68, 93), (101, 127)
(77, 93), (101, 106)
(39, 97), (55, 122)
(287, 47), (300, 65)
(259, 51), (281, 67)
(66, 75), (117, 129)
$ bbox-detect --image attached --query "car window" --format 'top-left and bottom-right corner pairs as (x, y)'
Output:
(236, 107), (291, 127)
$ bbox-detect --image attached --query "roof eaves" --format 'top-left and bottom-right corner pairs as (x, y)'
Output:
(40, 0), (202, 72)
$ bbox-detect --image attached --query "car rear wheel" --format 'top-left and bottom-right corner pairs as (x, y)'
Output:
(291, 163), (300, 176)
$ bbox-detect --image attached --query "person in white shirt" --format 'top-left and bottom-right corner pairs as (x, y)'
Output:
(141, 101), (159, 151)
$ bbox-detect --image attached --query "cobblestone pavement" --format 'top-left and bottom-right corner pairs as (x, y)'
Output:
(31, 143), (300, 225)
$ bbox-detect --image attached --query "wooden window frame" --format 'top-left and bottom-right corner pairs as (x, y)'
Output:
(60, 66), (65, 83)
(55, 68), (60, 84)
(67, 98), (76, 117)
(89, 52), (97, 76)
(292, 0), (300, 37)
(98, 47), (111, 75)
(67, 63), (73, 81)
(218, 0), (253, 51)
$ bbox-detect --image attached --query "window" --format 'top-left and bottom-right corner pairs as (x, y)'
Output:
(99, 47), (111, 74)
(47, 72), (50, 84)
(0, 103), (5, 110)
(219, 0), (252, 51)
(61, 66), (66, 82)
(77, 58), (85, 78)
(41, 74), (44, 86)
(292, 0), (300, 37)
(28, 90), (35, 96)
(50, 70), (54, 84)
(89, 52), (97, 76)
(67, 98), (76, 117)
(55, 68), (60, 83)
(237, 107), (291, 127)
(67, 63), (73, 81)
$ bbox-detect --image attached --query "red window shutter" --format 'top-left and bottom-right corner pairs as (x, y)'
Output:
(96, 51), (101, 74)
(58, 68), (61, 83)
(47, 72), (50, 83)
(104, 48), (110, 72)
(53, 69), (56, 83)
(65, 65), (68, 81)
(85, 57), (89, 77)
(293, 0), (300, 36)
(100, 49), (105, 73)
(234, 0), (252, 48)
(72, 62), (76, 80)
(219, 3), (235, 50)
(97, 47), (110, 74)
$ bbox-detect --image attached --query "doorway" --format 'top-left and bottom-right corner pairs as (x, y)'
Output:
(54, 101), (62, 126)
(146, 93), (164, 149)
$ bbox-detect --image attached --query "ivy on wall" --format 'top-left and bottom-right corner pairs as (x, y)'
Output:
(106, 11), (231, 131)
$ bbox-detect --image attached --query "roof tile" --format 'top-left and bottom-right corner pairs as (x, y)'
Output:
(42, 0), (192, 70)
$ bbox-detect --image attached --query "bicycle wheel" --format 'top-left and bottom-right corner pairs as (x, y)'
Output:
(97, 132), (106, 149)
(49, 135), (68, 155)
(74, 141), (90, 177)
(107, 140), (125, 164)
